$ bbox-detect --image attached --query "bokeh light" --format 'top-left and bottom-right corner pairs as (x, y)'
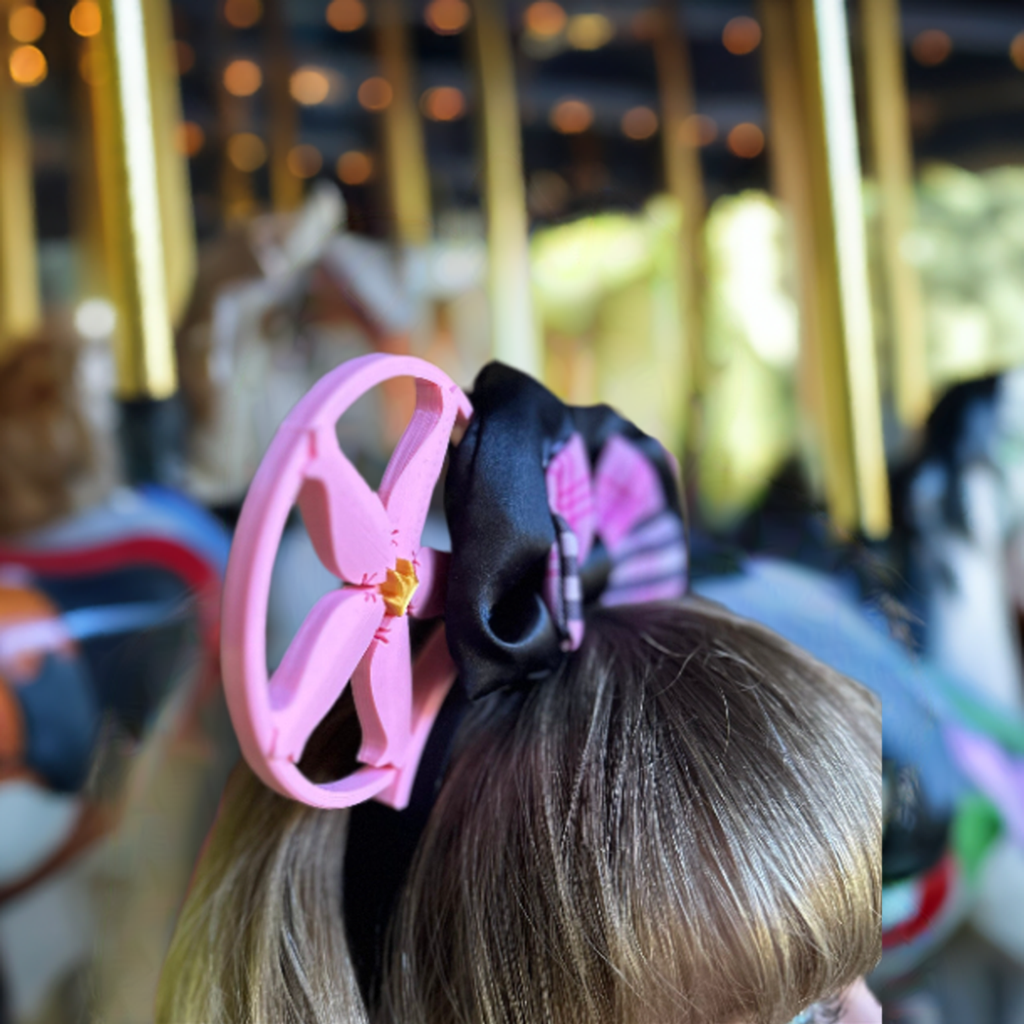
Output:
(287, 144), (323, 179)
(727, 122), (764, 159)
(223, 59), (262, 97)
(9, 45), (47, 86)
(290, 67), (331, 106)
(175, 40), (196, 75)
(223, 0), (262, 28)
(326, 0), (366, 32)
(175, 121), (205, 157)
(566, 13), (614, 50)
(69, 0), (101, 37)
(337, 150), (374, 185)
(911, 29), (952, 66)
(550, 98), (593, 134)
(421, 85), (466, 121)
(1012, 32), (1024, 71)
(9, 6), (46, 44)
(74, 299), (117, 341)
(722, 16), (761, 55)
(621, 106), (658, 140)
(425, 0), (470, 35)
(524, 1), (567, 39)
(679, 113), (718, 147)
(227, 132), (266, 171)
(358, 76), (393, 111)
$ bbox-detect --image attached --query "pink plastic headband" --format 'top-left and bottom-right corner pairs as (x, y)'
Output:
(221, 354), (472, 810)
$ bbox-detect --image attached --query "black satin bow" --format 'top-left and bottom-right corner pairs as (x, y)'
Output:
(444, 362), (684, 700)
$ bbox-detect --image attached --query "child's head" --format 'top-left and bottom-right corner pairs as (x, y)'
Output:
(157, 358), (881, 1024)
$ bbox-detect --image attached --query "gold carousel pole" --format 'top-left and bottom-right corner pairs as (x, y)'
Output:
(90, 0), (179, 480)
(861, 0), (929, 429)
(375, 0), (432, 246)
(759, 0), (890, 538)
(467, 0), (540, 376)
(0, 1), (42, 351)
(263, 0), (301, 212)
(651, 0), (704, 400)
(142, 0), (196, 327)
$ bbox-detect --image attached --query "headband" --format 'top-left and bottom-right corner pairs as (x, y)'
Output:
(221, 353), (687, 812)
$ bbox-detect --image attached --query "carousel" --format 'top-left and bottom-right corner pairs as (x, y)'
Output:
(0, 0), (1023, 1022)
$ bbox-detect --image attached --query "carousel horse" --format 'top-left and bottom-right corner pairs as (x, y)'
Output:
(0, 337), (230, 1022)
(690, 542), (1024, 1020)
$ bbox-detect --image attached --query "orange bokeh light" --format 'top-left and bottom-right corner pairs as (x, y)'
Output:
(175, 121), (206, 157)
(9, 6), (46, 44)
(287, 144), (323, 179)
(678, 113), (718, 147)
(224, 0), (262, 28)
(421, 85), (466, 122)
(425, 0), (470, 35)
(337, 150), (374, 185)
(524, 1), (566, 38)
(223, 59), (262, 96)
(912, 29), (952, 66)
(227, 132), (266, 172)
(175, 40), (196, 75)
(326, 0), (366, 32)
(9, 44), (47, 86)
(727, 122), (765, 159)
(722, 16), (761, 55)
(621, 106), (658, 140)
(358, 76), (393, 111)
(290, 67), (332, 105)
(1012, 32), (1024, 71)
(69, 0), (101, 37)
(550, 98), (593, 134)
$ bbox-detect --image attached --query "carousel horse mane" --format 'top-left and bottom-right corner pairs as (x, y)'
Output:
(0, 336), (92, 537)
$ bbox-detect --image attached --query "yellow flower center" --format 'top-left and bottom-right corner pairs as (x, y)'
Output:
(379, 558), (419, 616)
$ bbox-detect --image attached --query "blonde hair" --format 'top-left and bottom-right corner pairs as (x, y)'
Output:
(158, 597), (881, 1024)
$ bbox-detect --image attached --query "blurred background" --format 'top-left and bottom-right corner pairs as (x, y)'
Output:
(1, 0), (1024, 1021)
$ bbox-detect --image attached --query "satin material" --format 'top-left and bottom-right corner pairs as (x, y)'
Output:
(445, 363), (683, 700)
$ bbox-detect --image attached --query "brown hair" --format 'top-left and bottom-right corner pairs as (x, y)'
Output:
(158, 596), (881, 1024)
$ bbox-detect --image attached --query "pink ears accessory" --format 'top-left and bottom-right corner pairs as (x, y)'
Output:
(221, 354), (472, 810)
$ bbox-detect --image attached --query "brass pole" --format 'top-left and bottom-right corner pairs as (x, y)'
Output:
(263, 0), (302, 212)
(467, 0), (540, 375)
(759, 0), (890, 537)
(142, 0), (196, 327)
(376, 0), (432, 245)
(92, 0), (176, 398)
(652, 0), (704, 399)
(0, 1), (42, 351)
(861, 0), (929, 428)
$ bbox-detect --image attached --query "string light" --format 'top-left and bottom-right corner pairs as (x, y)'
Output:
(1012, 32), (1024, 71)
(911, 29), (952, 66)
(421, 85), (465, 121)
(69, 0), (101, 37)
(621, 106), (658, 140)
(337, 150), (374, 185)
(223, 0), (262, 28)
(722, 16), (761, 56)
(223, 59), (262, 97)
(358, 76), (393, 111)
(524, 1), (566, 39)
(175, 121), (205, 157)
(678, 114), (717, 147)
(326, 0), (366, 32)
(287, 144), (322, 179)
(9, 6), (46, 44)
(727, 122), (764, 159)
(566, 13), (614, 50)
(227, 132), (266, 171)
(9, 44), (47, 86)
(425, 0), (470, 35)
(550, 98), (593, 134)
(290, 67), (332, 106)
